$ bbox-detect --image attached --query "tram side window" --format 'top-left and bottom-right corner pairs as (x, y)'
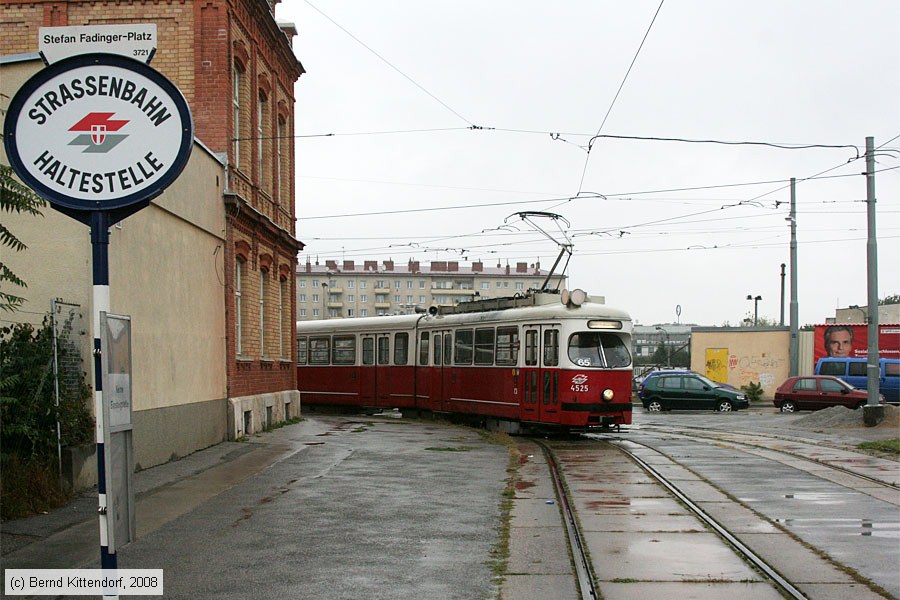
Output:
(496, 326), (519, 366)
(332, 335), (356, 365)
(377, 336), (390, 365)
(309, 336), (330, 365)
(434, 334), (442, 365)
(419, 332), (430, 366)
(474, 328), (495, 365)
(543, 329), (559, 366)
(297, 336), (308, 365)
(455, 329), (474, 364)
(443, 333), (453, 366)
(525, 330), (538, 366)
(394, 332), (409, 365)
(362, 337), (375, 365)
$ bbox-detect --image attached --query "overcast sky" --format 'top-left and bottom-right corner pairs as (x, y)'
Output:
(275, 0), (899, 327)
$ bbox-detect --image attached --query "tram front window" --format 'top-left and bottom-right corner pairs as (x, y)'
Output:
(568, 332), (631, 368)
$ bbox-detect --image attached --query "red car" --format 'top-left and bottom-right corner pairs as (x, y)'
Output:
(773, 375), (879, 413)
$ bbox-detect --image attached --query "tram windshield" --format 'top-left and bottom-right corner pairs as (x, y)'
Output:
(568, 332), (631, 368)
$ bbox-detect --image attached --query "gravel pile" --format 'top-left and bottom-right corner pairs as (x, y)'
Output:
(793, 404), (900, 430)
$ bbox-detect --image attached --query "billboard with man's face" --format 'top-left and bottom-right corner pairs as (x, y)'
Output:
(814, 324), (900, 362)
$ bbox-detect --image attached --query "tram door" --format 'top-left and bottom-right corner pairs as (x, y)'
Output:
(430, 330), (452, 412)
(522, 326), (561, 423)
(360, 334), (392, 407)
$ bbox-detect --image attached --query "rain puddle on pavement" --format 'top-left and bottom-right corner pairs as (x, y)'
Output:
(773, 517), (900, 537)
(782, 492), (852, 505)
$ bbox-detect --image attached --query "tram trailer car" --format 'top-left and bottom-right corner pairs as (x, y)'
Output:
(296, 290), (633, 433)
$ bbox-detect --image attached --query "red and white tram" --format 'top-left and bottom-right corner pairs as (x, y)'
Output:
(296, 290), (633, 433)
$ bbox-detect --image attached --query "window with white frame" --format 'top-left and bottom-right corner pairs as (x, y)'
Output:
(259, 270), (267, 356)
(276, 116), (285, 203)
(257, 93), (266, 189)
(279, 277), (287, 357)
(233, 64), (242, 168)
(235, 257), (244, 354)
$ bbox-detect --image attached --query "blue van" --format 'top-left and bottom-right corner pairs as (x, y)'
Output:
(815, 357), (899, 404)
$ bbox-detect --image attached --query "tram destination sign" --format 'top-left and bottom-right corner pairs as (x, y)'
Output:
(3, 52), (193, 214)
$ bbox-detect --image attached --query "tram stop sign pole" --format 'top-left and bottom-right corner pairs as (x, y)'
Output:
(3, 45), (193, 584)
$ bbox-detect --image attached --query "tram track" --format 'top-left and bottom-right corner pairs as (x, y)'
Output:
(533, 438), (598, 600)
(535, 436), (806, 600)
(604, 437), (809, 600)
(630, 424), (900, 494)
(533, 433), (898, 600)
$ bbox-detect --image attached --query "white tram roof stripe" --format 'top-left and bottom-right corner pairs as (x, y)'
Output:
(296, 300), (632, 335)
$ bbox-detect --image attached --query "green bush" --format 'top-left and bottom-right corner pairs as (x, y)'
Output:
(1, 319), (94, 519)
(741, 381), (765, 403)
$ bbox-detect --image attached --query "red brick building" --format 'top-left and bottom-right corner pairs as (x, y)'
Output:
(1, 0), (304, 439)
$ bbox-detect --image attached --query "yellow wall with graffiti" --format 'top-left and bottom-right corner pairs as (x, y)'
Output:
(690, 329), (791, 399)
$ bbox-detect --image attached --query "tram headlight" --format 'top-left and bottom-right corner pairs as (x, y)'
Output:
(602, 388), (614, 402)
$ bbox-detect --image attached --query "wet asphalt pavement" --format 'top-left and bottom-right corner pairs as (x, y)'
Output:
(3, 415), (509, 600)
(2, 405), (898, 599)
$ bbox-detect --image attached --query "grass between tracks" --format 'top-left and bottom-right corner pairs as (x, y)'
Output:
(474, 430), (520, 595)
(857, 438), (900, 456)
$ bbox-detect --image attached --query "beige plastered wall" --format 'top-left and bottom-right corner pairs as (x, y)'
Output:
(690, 328), (791, 399)
(2, 56), (228, 469)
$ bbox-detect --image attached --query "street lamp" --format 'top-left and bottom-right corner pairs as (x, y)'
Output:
(321, 282), (328, 320)
(746, 294), (762, 327)
(655, 326), (671, 367)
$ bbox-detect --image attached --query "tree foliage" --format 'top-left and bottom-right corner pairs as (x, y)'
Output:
(0, 164), (45, 312)
(1, 319), (94, 518)
(0, 320), (93, 459)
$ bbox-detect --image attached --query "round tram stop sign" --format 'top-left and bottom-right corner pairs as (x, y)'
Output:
(3, 53), (193, 214)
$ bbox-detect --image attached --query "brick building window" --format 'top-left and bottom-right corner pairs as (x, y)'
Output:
(235, 257), (245, 355)
(276, 116), (287, 205)
(279, 276), (286, 358)
(259, 269), (267, 357)
(257, 92), (268, 191)
(233, 63), (245, 169)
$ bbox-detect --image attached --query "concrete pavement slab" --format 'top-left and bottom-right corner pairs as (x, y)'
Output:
(596, 581), (785, 600)
(585, 531), (765, 583)
(500, 573), (578, 600)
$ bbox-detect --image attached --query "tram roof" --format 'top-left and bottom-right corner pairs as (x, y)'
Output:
(296, 291), (632, 334)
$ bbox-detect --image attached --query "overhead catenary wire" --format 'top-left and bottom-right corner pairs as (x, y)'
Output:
(297, 167), (898, 222)
(576, 0), (666, 196)
(302, 0), (476, 127)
